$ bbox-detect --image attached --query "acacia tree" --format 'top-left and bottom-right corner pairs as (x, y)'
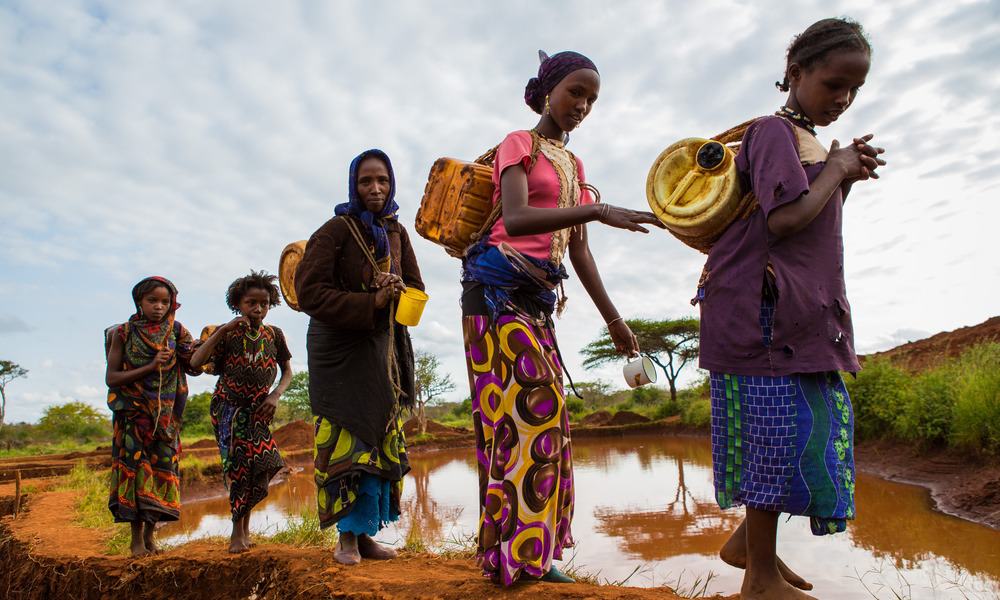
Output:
(0, 360), (28, 431)
(581, 318), (699, 403)
(414, 350), (456, 436)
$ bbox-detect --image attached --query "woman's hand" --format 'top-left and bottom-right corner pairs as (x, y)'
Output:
(597, 204), (666, 233)
(256, 392), (279, 423)
(608, 319), (640, 356)
(373, 272), (406, 309)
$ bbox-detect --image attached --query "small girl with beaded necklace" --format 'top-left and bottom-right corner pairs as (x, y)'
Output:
(693, 18), (886, 600)
(190, 270), (292, 554)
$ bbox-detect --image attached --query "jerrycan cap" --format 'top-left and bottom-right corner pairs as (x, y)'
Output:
(696, 141), (727, 171)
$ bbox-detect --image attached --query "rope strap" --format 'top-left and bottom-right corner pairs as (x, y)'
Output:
(341, 217), (405, 432)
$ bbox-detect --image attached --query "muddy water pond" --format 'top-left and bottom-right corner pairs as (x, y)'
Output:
(161, 435), (1000, 599)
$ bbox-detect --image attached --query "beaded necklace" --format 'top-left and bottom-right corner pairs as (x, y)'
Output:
(776, 106), (817, 136)
(242, 326), (265, 363)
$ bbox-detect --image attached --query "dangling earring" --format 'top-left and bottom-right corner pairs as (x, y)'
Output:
(544, 95), (551, 115)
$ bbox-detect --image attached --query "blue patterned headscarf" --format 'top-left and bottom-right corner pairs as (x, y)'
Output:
(334, 149), (399, 261)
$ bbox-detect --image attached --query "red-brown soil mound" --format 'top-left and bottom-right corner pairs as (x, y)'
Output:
(402, 418), (469, 438)
(272, 420), (314, 450)
(188, 438), (217, 449)
(579, 410), (613, 426)
(865, 316), (1000, 372)
(607, 411), (651, 426)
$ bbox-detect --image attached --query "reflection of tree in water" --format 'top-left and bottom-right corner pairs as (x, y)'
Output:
(399, 453), (467, 547)
(847, 473), (1000, 583)
(593, 455), (742, 561)
(571, 434), (715, 474)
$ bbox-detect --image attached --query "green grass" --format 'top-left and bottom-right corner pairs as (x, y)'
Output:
(0, 439), (98, 459)
(848, 342), (1000, 455)
(407, 432), (435, 445)
(178, 453), (220, 485)
(261, 509), (336, 548)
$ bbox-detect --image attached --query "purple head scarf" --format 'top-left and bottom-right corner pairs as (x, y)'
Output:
(524, 50), (599, 114)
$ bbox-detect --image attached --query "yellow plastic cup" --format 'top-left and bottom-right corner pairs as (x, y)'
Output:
(395, 287), (429, 327)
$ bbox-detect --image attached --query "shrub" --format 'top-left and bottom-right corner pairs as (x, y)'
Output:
(37, 402), (111, 442)
(950, 343), (1000, 455)
(845, 359), (912, 441)
(181, 392), (213, 437)
(894, 368), (953, 446)
(565, 396), (585, 416)
(630, 386), (665, 406)
(681, 398), (711, 427)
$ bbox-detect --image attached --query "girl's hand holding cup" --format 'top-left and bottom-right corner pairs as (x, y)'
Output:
(608, 317), (640, 356)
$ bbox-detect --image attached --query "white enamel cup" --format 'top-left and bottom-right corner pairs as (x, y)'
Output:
(623, 355), (657, 388)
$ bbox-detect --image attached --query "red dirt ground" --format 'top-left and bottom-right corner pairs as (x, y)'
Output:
(0, 489), (734, 600)
(864, 316), (1000, 372)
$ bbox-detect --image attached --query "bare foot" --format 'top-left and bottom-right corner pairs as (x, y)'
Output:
(241, 515), (255, 549)
(142, 525), (161, 555)
(334, 532), (361, 565)
(357, 534), (397, 560)
(720, 524), (813, 590)
(741, 575), (818, 600)
(129, 539), (151, 558)
(130, 523), (150, 558)
(229, 526), (249, 554)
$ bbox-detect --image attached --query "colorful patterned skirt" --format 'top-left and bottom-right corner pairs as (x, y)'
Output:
(211, 396), (285, 521)
(464, 313), (575, 586)
(710, 371), (856, 535)
(108, 408), (181, 523)
(313, 415), (407, 532)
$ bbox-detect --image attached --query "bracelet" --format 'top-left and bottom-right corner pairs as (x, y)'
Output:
(598, 203), (611, 220)
(606, 316), (624, 327)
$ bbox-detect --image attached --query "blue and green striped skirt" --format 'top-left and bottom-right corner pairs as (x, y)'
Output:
(709, 371), (856, 535)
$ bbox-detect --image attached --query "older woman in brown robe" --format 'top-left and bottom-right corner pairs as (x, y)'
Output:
(295, 148), (424, 565)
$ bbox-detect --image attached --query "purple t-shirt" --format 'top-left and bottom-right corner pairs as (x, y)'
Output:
(697, 116), (860, 376)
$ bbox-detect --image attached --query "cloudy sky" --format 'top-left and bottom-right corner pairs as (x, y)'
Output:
(1, 0), (997, 423)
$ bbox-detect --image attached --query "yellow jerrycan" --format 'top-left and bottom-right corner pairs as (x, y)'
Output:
(646, 137), (751, 253)
(415, 156), (497, 258)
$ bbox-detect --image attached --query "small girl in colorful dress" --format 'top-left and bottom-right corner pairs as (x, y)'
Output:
(695, 18), (886, 600)
(191, 271), (292, 553)
(106, 276), (200, 557)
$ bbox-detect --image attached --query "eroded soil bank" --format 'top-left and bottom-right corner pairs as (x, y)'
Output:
(0, 489), (735, 600)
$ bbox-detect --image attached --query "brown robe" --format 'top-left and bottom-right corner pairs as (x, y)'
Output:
(295, 215), (424, 447)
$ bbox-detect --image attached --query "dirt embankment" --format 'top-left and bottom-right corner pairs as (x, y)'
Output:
(864, 315), (1000, 371)
(856, 439), (1000, 529)
(854, 315), (1000, 527)
(0, 489), (732, 600)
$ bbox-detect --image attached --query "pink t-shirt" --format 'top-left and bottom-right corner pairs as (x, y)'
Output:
(487, 130), (594, 262)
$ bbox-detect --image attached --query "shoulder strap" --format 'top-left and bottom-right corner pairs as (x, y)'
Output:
(340, 215), (384, 274)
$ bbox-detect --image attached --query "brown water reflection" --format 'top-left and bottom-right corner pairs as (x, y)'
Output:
(162, 435), (1000, 598)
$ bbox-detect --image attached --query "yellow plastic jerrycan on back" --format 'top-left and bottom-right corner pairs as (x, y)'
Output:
(646, 137), (751, 253)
